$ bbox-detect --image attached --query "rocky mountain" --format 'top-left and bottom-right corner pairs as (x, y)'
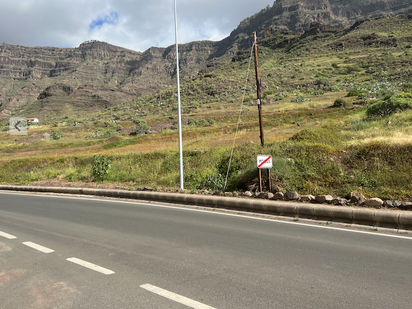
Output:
(224, 0), (412, 51)
(0, 40), (219, 119)
(1, 0), (411, 121)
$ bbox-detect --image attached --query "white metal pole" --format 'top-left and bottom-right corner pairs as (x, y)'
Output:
(174, 0), (184, 190)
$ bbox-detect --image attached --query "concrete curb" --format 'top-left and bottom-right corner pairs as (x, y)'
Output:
(1, 185), (412, 230)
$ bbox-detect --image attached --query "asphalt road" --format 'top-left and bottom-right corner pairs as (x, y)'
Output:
(0, 192), (411, 309)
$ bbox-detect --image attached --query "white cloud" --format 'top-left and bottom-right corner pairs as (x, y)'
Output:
(0, 0), (274, 51)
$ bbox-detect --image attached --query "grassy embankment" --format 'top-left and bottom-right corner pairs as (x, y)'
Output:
(1, 15), (412, 200)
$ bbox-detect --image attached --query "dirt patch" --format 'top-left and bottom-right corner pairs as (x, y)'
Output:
(29, 279), (78, 309)
(149, 117), (188, 133)
(14, 131), (52, 144)
(0, 242), (11, 252)
(0, 269), (27, 287)
(118, 129), (136, 136)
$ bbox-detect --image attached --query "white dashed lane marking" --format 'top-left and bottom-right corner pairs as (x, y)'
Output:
(22, 241), (54, 253)
(67, 257), (115, 275)
(0, 230), (17, 239)
(141, 284), (216, 309)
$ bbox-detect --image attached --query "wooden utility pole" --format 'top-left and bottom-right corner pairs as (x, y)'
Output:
(253, 32), (265, 147)
(253, 32), (271, 193)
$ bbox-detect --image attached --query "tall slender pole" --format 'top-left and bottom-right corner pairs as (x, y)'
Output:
(253, 32), (265, 147)
(254, 32), (265, 193)
(174, 0), (184, 190)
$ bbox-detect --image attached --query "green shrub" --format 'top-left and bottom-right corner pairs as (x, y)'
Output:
(187, 118), (198, 125)
(366, 93), (412, 117)
(331, 85), (341, 92)
(134, 119), (150, 135)
(92, 155), (112, 180)
(198, 119), (207, 126)
(274, 92), (289, 100)
(291, 96), (310, 103)
(86, 128), (118, 140)
(315, 78), (331, 87)
(310, 89), (324, 95)
(345, 65), (361, 74)
(333, 98), (352, 108)
(106, 128), (119, 137)
(264, 90), (274, 96)
(402, 83), (412, 93)
(376, 89), (394, 99)
(51, 129), (63, 140)
(198, 174), (225, 191)
(346, 89), (360, 97)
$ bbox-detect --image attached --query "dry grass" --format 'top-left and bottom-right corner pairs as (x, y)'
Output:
(355, 132), (412, 145)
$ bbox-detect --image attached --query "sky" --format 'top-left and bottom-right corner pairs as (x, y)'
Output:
(0, 0), (274, 52)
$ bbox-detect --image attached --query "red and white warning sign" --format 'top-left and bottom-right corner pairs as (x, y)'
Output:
(257, 155), (272, 169)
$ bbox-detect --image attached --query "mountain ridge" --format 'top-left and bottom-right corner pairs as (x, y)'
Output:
(1, 0), (412, 120)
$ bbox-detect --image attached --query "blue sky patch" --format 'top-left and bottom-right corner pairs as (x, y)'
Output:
(89, 11), (118, 30)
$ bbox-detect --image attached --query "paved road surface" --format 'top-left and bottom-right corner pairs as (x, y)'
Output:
(0, 192), (411, 308)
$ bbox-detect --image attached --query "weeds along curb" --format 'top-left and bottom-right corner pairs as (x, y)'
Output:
(1, 185), (412, 230)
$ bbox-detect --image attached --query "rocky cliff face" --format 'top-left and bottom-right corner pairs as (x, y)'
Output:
(230, 0), (412, 45)
(0, 40), (218, 119)
(1, 0), (411, 120)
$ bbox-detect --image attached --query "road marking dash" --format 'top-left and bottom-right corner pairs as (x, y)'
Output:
(22, 241), (54, 253)
(0, 231), (17, 239)
(141, 284), (216, 309)
(66, 257), (114, 275)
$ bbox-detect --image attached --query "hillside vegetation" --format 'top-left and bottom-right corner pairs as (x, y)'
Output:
(1, 14), (412, 201)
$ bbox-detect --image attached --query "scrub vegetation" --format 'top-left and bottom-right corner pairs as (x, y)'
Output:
(1, 14), (412, 200)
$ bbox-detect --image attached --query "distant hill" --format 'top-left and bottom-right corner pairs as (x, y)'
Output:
(1, 0), (411, 120)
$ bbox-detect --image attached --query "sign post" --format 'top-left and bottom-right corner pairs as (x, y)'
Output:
(257, 155), (272, 193)
(257, 155), (272, 169)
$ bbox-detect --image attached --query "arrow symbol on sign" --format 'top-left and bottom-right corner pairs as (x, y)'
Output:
(258, 156), (271, 168)
(14, 121), (21, 131)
